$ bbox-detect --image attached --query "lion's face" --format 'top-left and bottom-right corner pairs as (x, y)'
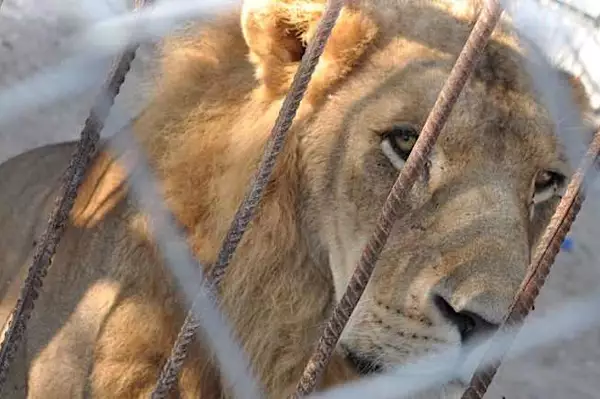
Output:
(301, 55), (571, 384)
(241, 0), (590, 392)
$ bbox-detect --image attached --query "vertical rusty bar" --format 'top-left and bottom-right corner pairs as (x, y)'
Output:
(461, 129), (600, 399)
(292, 1), (504, 396)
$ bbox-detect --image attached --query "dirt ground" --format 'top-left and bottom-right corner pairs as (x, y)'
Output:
(1, 1), (600, 398)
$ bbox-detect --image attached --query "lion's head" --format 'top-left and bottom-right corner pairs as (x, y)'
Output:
(130, 0), (595, 396)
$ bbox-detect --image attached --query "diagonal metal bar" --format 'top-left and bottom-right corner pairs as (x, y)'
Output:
(291, 1), (504, 396)
(461, 128), (600, 399)
(151, 0), (346, 397)
(210, 0), (345, 286)
(103, 119), (263, 399)
(0, 1), (148, 390)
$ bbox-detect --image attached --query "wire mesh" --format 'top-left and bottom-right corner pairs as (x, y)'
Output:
(0, 0), (599, 398)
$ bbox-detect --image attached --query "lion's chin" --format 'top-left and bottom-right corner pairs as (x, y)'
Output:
(335, 343), (484, 399)
(338, 346), (471, 398)
(404, 380), (468, 399)
(340, 345), (384, 376)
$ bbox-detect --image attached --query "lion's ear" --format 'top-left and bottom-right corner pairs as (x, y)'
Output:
(241, 0), (378, 101)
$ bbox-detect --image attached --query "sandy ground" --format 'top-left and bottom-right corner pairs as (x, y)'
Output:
(2, 1), (600, 398)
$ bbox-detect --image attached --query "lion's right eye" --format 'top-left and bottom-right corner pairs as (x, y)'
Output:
(380, 123), (420, 170)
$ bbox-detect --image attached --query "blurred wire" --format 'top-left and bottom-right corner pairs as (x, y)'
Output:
(103, 109), (263, 399)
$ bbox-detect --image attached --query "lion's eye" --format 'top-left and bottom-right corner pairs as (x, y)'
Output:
(532, 170), (565, 205)
(380, 124), (420, 170)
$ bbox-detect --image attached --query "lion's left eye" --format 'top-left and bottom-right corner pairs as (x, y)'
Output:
(532, 170), (565, 205)
(380, 123), (420, 170)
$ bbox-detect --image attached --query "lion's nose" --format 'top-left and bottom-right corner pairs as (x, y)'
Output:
(432, 295), (498, 344)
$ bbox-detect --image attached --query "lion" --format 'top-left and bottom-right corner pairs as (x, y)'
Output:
(0, 0), (595, 397)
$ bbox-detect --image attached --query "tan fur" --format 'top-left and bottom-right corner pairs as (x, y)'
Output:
(0, 1), (595, 398)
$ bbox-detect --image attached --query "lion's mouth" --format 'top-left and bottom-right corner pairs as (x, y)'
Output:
(342, 346), (383, 376)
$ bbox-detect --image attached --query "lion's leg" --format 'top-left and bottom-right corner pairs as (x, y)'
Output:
(89, 296), (183, 398)
(88, 295), (221, 399)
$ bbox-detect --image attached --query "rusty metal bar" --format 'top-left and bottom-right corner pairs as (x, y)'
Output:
(151, 0), (346, 396)
(461, 128), (600, 399)
(2, 0), (595, 398)
(291, 1), (504, 396)
(0, 3), (147, 390)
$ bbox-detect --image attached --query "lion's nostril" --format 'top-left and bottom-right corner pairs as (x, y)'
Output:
(432, 295), (497, 343)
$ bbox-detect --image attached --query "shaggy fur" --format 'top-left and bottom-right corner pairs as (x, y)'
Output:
(0, 0), (594, 398)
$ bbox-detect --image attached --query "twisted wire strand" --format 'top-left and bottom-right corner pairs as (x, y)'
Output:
(460, 128), (600, 399)
(0, 1), (149, 390)
(292, 1), (504, 396)
(151, 0), (345, 397)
